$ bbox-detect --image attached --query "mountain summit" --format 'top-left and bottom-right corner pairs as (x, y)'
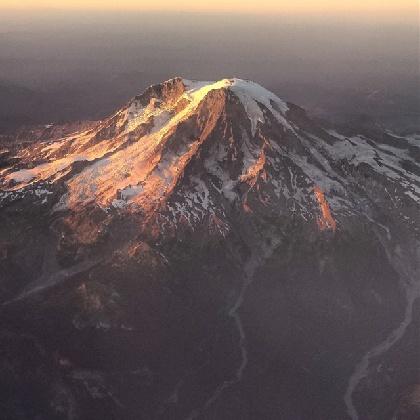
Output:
(1, 78), (292, 212)
(3, 78), (418, 231)
(1, 78), (419, 420)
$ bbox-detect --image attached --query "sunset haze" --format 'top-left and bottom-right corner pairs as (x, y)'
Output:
(1, 0), (418, 17)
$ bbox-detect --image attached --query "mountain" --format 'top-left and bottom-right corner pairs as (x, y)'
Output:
(0, 77), (419, 420)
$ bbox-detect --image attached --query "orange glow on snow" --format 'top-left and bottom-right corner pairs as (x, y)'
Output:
(314, 186), (336, 232)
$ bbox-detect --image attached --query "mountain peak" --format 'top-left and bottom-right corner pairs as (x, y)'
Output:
(181, 78), (290, 135)
(1, 75), (419, 420)
(1, 77), (419, 239)
(2, 77), (292, 207)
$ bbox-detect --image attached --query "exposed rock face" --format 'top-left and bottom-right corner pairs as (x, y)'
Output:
(0, 78), (419, 420)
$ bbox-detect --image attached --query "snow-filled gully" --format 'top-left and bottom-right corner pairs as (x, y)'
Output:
(187, 233), (282, 419)
(344, 225), (420, 420)
(344, 286), (420, 420)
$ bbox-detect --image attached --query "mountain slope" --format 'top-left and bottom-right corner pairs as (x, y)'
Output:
(0, 78), (419, 420)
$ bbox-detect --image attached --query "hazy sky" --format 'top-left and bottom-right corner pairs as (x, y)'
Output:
(0, 1), (418, 132)
(1, 0), (418, 17)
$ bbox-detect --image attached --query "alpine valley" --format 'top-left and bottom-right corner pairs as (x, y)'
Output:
(1, 77), (419, 420)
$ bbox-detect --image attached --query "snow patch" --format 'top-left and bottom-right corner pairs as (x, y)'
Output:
(119, 184), (144, 201)
(230, 79), (290, 135)
(326, 132), (420, 203)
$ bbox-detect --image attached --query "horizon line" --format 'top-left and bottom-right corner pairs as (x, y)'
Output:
(0, 7), (418, 22)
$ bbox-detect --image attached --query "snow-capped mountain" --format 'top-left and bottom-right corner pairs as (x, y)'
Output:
(1, 78), (419, 420)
